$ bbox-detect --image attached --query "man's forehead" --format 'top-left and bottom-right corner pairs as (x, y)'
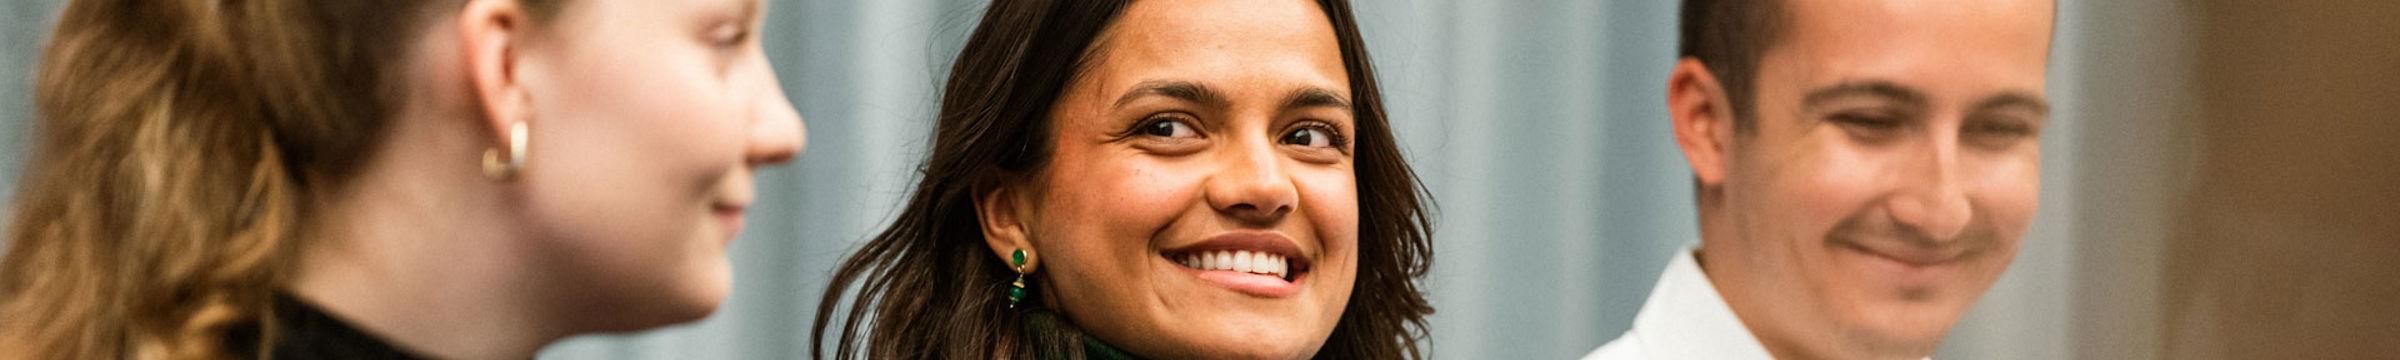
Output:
(1766, 0), (2055, 104)
(1780, 0), (2056, 52)
(1788, 0), (2056, 25)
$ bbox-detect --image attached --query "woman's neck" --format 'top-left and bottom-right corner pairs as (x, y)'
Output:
(285, 110), (566, 360)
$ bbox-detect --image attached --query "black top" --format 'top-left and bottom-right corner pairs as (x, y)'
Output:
(221, 293), (426, 360)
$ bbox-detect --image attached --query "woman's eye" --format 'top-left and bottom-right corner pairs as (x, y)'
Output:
(1138, 117), (1199, 139)
(1282, 128), (1325, 147)
(1281, 126), (1339, 148)
(718, 30), (751, 48)
(709, 24), (752, 49)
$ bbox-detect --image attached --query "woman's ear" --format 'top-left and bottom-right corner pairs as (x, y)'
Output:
(459, 0), (535, 145)
(977, 181), (1039, 272)
(1668, 59), (1736, 191)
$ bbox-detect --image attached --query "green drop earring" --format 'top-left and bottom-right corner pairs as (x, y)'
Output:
(1008, 249), (1030, 308)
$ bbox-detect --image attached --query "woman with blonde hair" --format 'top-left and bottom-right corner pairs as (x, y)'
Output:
(0, 0), (804, 358)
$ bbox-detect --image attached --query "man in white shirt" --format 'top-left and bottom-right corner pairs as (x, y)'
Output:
(1584, 0), (2055, 359)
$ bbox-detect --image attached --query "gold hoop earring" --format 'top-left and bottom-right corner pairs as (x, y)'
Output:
(483, 120), (527, 181)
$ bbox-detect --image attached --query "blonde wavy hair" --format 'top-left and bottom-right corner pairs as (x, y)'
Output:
(0, 0), (557, 358)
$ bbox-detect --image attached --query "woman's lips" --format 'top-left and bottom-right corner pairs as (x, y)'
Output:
(711, 203), (747, 243)
(1161, 232), (1312, 298)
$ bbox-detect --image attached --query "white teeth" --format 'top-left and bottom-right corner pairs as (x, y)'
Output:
(1267, 254), (1284, 275)
(1270, 254), (1288, 279)
(1175, 250), (1291, 279)
(1256, 254), (1272, 273)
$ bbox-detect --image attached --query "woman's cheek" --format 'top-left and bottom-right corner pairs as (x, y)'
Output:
(1294, 164), (1359, 304)
(1034, 154), (1171, 246)
(1298, 165), (1358, 251)
(1101, 160), (1199, 215)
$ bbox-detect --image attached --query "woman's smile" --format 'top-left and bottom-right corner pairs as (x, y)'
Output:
(1163, 231), (1314, 298)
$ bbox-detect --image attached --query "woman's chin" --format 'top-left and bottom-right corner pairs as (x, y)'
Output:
(666, 237), (738, 319)
(1128, 316), (1329, 360)
(592, 260), (731, 332)
(667, 259), (736, 321)
(609, 290), (725, 333)
(1190, 338), (1322, 360)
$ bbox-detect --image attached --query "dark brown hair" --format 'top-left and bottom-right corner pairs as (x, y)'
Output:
(0, 1), (559, 359)
(810, 0), (1433, 358)
(1680, 0), (1787, 129)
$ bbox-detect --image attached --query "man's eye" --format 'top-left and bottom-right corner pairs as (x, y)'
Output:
(1830, 112), (1901, 130)
(1827, 111), (1909, 143)
(1965, 120), (2033, 137)
(1963, 117), (2039, 149)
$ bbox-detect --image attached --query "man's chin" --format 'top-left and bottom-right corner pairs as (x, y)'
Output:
(1836, 299), (1969, 357)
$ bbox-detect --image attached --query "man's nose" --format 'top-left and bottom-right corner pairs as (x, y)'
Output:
(1887, 131), (1973, 242)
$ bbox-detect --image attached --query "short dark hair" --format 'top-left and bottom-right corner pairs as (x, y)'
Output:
(1679, 0), (1786, 130)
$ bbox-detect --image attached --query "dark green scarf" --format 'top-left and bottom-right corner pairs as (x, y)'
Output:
(1021, 310), (1144, 360)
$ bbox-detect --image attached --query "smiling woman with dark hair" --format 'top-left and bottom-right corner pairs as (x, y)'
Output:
(811, 0), (1433, 359)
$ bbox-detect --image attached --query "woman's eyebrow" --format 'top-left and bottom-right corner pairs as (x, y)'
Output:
(743, 0), (764, 26)
(1114, 80), (1229, 109)
(1282, 87), (1351, 112)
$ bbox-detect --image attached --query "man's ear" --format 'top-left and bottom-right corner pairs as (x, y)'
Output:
(459, 0), (535, 144)
(977, 181), (1039, 272)
(1668, 59), (1737, 190)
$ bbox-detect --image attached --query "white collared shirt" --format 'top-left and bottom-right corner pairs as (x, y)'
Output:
(1582, 247), (1932, 360)
(1580, 247), (1776, 360)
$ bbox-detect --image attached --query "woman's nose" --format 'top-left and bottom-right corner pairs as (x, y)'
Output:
(746, 80), (805, 166)
(1203, 138), (1298, 225)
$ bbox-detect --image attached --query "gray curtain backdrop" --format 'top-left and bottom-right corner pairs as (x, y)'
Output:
(0, 1), (2191, 359)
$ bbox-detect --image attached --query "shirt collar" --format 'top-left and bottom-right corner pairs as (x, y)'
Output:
(1619, 247), (1779, 359)
(1614, 247), (1934, 360)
